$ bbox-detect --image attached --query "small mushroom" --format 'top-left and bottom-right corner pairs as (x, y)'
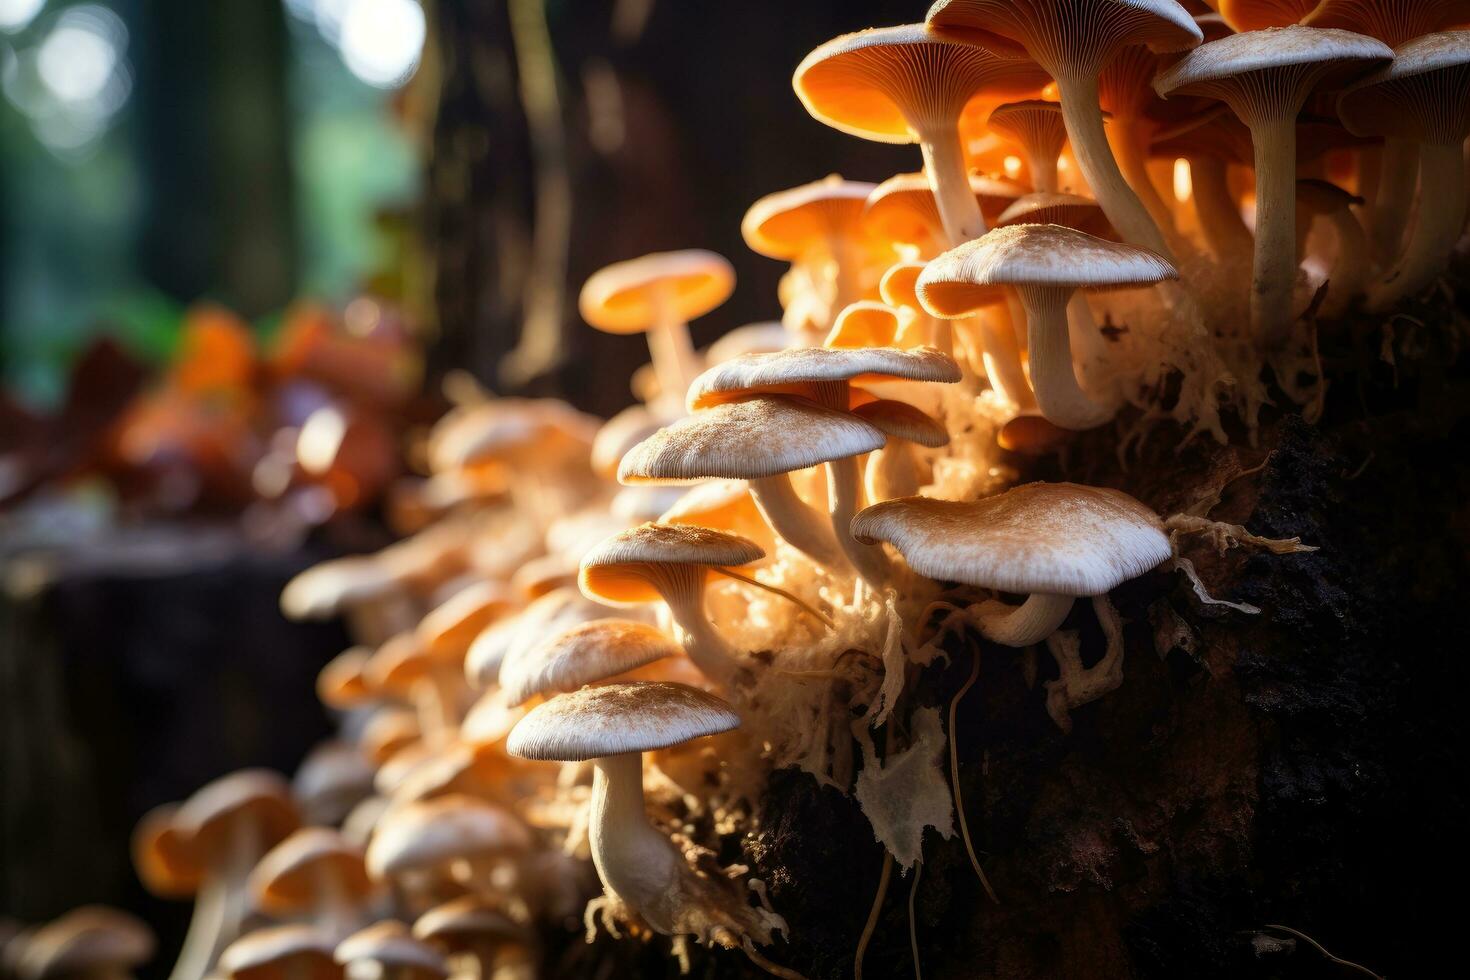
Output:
(498, 619), (682, 707)
(988, 99), (1070, 193)
(464, 587), (618, 692)
(292, 741), (376, 827)
(579, 251), (734, 412)
(15, 907), (154, 980)
(863, 173), (1027, 260)
(412, 898), (533, 980)
(365, 796), (532, 908)
(334, 922), (446, 980)
(852, 482), (1171, 646)
(315, 649), (375, 713)
(852, 399), (950, 502)
(1295, 178), (1370, 317)
(217, 926), (340, 980)
(249, 829), (374, 940)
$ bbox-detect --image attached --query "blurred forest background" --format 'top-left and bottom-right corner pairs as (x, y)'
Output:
(0, 0), (918, 964)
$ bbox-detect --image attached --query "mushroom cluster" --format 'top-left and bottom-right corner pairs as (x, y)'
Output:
(96, 1), (1462, 975)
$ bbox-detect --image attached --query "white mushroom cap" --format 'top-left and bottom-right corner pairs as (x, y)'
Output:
(16, 907), (154, 980)
(1153, 26), (1393, 105)
(499, 619), (682, 707)
(578, 251), (735, 335)
(579, 524), (763, 605)
(365, 796), (531, 879)
(926, 0), (1204, 66)
(1303, 0), (1470, 46)
(851, 482), (1171, 595)
(617, 396), (887, 484)
(1337, 31), (1470, 145)
(411, 897), (526, 949)
(505, 682), (740, 762)
(218, 926), (338, 980)
(686, 346), (960, 410)
(334, 922), (447, 977)
(705, 322), (790, 364)
(281, 558), (398, 621)
(852, 400), (950, 448)
(465, 587), (617, 690)
(249, 828), (371, 916)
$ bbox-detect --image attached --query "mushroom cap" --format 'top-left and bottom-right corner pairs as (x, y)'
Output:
(794, 24), (1047, 143)
(579, 524), (763, 605)
(363, 632), (432, 695)
(249, 828), (372, 915)
(316, 648), (374, 709)
(658, 480), (762, 532)
(459, 688), (530, 747)
(281, 557), (397, 621)
(359, 707), (421, 766)
(508, 553), (578, 600)
(1337, 31), (1470, 145)
(506, 681), (740, 762)
(998, 414), (1074, 454)
(825, 302), (903, 348)
(996, 192), (1114, 236)
(591, 404), (669, 480)
(427, 398), (597, 472)
(617, 397), (887, 485)
(864, 171), (1028, 249)
(16, 907), (153, 980)
(852, 482), (1171, 595)
(218, 926), (339, 980)
(1153, 26), (1393, 105)
(335, 922), (447, 977)
(687, 346), (961, 409)
(926, 0), (1203, 68)
(879, 262), (928, 311)
(1295, 177), (1364, 214)
(741, 176), (876, 260)
(853, 399), (951, 448)
(1216, 0), (1319, 32)
(578, 250), (734, 334)
(705, 322), (790, 364)
(176, 769), (299, 855)
(292, 741), (376, 824)
(918, 224), (1176, 317)
(412, 897), (526, 949)
(417, 581), (515, 661)
(465, 587), (616, 690)
(366, 795), (531, 879)
(1303, 0), (1470, 46)
(986, 98), (1070, 154)
(500, 619), (683, 707)
(132, 803), (202, 898)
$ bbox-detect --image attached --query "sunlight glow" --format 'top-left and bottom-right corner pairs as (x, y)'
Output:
(337, 0), (424, 89)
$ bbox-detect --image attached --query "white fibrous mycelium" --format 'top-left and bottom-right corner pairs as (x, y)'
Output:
(133, 5), (1470, 978)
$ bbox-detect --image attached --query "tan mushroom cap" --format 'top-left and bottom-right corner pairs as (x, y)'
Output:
(579, 524), (763, 605)
(465, 587), (616, 690)
(864, 172), (1027, 248)
(500, 619), (683, 707)
(658, 480), (768, 537)
(1153, 26), (1393, 105)
(218, 926), (339, 980)
(417, 581), (515, 661)
(508, 554), (577, 600)
(359, 707), (421, 766)
(591, 404), (669, 480)
(460, 688), (530, 747)
(506, 681), (740, 762)
(176, 769), (299, 855)
(794, 24), (1046, 143)
(741, 176), (876, 260)
(917, 224), (1177, 317)
(824, 302), (902, 348)
(363, 633), (432, 696)
(365, 796), (531, 879)
(579, 251), (734, 335)
(412, 897), (526, 950)
(281, 557), (397, 621)
(16, 907), (154, 980)
(1215, 0), (1317, 31)
(427, 398), (597, 473)
(987, 97), (1067, 145)
(926, 0), (1203, 67)
(292, 741), (375, 823)
(617, 397), (887, 485)
(1304, 0), (1470, 46)
(1337, 31), (1470, 144)
(852, 482), (1171, 595)
(686, 346), (961, 410)
(132, 803), (202, 898)
(250, 828), (372, 916)
(334, 922), (446, 978)
(852, 400), (951, 448)
(996, 192), (1115, 236)
(316, 648), (374, 709)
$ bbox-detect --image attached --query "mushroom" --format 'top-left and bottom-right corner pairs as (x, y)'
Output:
(1154, 26), (1393, 347)
(217, 927), (341, 980)
(742, 176), (878, 340)
(919, 224), (1178, 429)
(686, 347), (961, 585)
(334, 922), (446, 980)
(926, 0), (1203, 261)
(498, 619), (682, 707)
(578, 251), (734, 412)
(506, 682), (770, 944)
(852, 399), (951, 502)
(249, 829), (374, 941)
(851, 482), (1171, 645)
(618, 395), (884, 573)
(412, 898), (535, 980)
(591, 404), (670, 483)
(1149, 105), (1256, 269)
(658, 480), (778, 557)
(150, 771), (301, 980)
(363, 634), (464, 749)
(292, 741), (376, 827)
(464, 587), (619, 692)
(316, 649), (376, 713)
(1302, 0), (1470, 46)
(1295, 178), (1370, 317)
(357, 708), (421, 769)
(794, 25), (1048, 244)
(577, 524), (766, 684)
(988, 99), (1070, 193)
(365, 796), (532, 908)
(863, 173), (1028, 260)
(1337, 31), (1470, 310)
(14, 907), (154, 980)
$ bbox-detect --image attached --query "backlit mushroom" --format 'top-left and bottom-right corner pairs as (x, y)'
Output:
(334, 922), (446, 980)
(1303, 0), (1470, 46)
(249, 828), (373, 940)
(217, 927), (340, 980)
(15, 907), (154, 980)
(1295, 178), (1370, 317)
(365, 796), (531, 906)
(498, 619), (681, 707)
(988, 99), (1070, 193)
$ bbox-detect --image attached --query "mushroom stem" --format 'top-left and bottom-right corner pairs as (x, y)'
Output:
(1321, 208), (1370, 318)
(1111, 115), (1180, 245)
(1015, 287), (1116, 431)
(314, 864), (358, 941)
(414, 665), (465, 748)
(588, 753), (683, 935)
(749, 474), (849, 571)
(827, 454), (891, 589)
(650, 565), (741, 684)
(969, 310), (1036, 411)
(167, 819), (260, 980)
(1370, 137), (1418, 263)
(1188, 155), (1254, 268)
(647, 290), (702, 411)
(1066, 293), (1113, 399)
(1369, 141), (1466, 311)
(972, 593), (1074, 648)
(1025, 144), (1058, 194)
(1247, 114), (1300, 349)
(921, 128), (988, 244)
(865, 441), (920, 503)
(1057, 73), (1174, 261)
